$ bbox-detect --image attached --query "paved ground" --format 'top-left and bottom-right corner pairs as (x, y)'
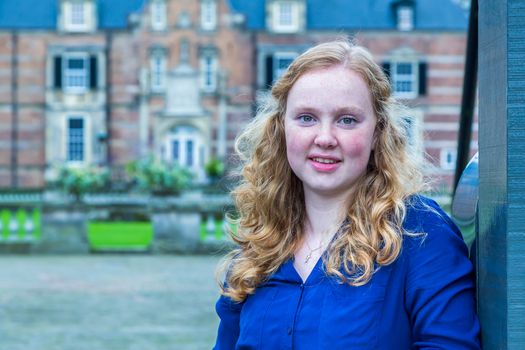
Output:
(0, 254), (224, 350)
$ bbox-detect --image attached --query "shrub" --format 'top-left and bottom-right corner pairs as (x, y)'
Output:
(204, 158), (225, 180)
(126, 157), (193, 195)
(53, 165), (109, 199)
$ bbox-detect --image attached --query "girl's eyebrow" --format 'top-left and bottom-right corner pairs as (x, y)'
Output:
(333, 106), (365, 115)
(289, 105), (365, 116)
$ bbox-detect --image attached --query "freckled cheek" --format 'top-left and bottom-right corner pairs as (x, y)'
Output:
(341, 137), (371, 158)
(286, 141), (304, 164)
(285, 136), (310, 172)
(285, 130), (310, 155)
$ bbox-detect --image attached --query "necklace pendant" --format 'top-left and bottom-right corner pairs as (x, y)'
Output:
(304, 252), (312, 264)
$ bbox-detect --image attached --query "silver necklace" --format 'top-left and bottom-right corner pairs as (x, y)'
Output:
(304, 240), (323, 264)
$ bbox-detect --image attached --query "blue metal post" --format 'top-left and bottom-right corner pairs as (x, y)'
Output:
(478, 0), (525, 348)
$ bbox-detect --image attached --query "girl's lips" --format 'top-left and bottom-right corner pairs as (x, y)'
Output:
(308, 157), (341, 172)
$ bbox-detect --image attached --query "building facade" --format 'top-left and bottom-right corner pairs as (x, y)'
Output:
(229, 0), (475, 192)
(0, 0), (473, 192)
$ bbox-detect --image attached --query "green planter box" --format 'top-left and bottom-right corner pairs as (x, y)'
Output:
(87, 221), (153, 251)
(0, 209), (41, 240)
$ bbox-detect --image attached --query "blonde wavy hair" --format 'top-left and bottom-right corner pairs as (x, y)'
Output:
(220, 39), (427, 302)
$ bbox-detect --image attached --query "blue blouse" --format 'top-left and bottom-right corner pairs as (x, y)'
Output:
(214, 197), (480, 349)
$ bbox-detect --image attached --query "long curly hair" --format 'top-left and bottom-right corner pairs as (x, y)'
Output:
(220, 40), (427, 302)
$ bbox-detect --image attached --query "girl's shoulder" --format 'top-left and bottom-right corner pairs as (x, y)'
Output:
(402, 194), (466, 252)
(403, 194), (456, 233)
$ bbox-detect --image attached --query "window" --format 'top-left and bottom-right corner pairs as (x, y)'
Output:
(71, 2), (86, 27)
(52, 53), (99, 93)
(393, 62), (416, 97)
(150, 50), (167, 91)
(200, 52), (217, 92)
(64, 55), (88, 93)
(164, 126), (206, 177)
(151, 0), (167, 31)
(271, 1), (301, 33)
(274, 53), (296, 81)
(186, 140), (194, 167)
(264, 52), (298, 88)
(67, 118), (84, 162)
(172, 140), (179, 162)
(62, 1), (95, 32)
(382, 60), (427, 99)
(397, 6), (414, 31)
(440, 148), (457, 170)
(180, 38), (189, 63)
(278, 2), (293, 27)
(201, 0), (217, 31)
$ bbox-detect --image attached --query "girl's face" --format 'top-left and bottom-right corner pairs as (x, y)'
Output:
(284, 65), (377, 200)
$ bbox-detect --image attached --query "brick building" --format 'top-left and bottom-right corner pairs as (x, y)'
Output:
(0, 0), (473, 192)
(0, 0), (253, 187)
(229, 0), (475, 192)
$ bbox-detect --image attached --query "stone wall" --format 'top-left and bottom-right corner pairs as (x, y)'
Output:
(0, 192), (235, 254)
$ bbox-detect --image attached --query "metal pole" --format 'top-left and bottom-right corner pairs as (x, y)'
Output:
(453, 0), (478, 194)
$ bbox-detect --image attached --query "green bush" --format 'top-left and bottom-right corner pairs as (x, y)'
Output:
(53, 165), (109, 199)
(204, 158), (225, 180)
(126, 157), (193, 195)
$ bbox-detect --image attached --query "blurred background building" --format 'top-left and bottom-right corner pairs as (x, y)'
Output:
(0, 0), (474, 193)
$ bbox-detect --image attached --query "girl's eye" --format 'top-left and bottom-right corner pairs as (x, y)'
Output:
(339, 116), (356, 125)
(299, 115), (315, 123)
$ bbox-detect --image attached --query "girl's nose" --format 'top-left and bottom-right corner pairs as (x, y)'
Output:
(314, 125), (337, 148)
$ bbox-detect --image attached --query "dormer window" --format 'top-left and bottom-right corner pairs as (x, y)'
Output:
(396, 3), (414, 31)
(201, 0), (217, 31)
(151, 0), (167, 31)
(71, 3), (86, 26)
(268, 0), (305, 33)
(277, 2), (293, 27)
(61, 0), (96, 32)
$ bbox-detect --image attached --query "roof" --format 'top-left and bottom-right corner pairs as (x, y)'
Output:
(0, 0), (145, 30)
(228, 0), (468, 31)
(98, 0), (146, 29)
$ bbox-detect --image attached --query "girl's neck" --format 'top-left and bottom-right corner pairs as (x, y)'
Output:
(303, 190), (349, 240)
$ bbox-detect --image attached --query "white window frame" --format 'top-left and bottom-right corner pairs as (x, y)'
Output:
(200, 0), (217, 31)
(151, 0), (167, 31)
(63, 1), (94, 32)
(150, 51), (167, 92)
(200, 53), (217, 92)
(440, 148), (457, 170)
(272, 1), (300, 33)
(391, 61), (418, 99)
(273, 52), (297, 82)
(63, 114), (91, 165)
(164, 126), (206, 177)
(63, 53), (89, 94)
(397, 6), (414, 31)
